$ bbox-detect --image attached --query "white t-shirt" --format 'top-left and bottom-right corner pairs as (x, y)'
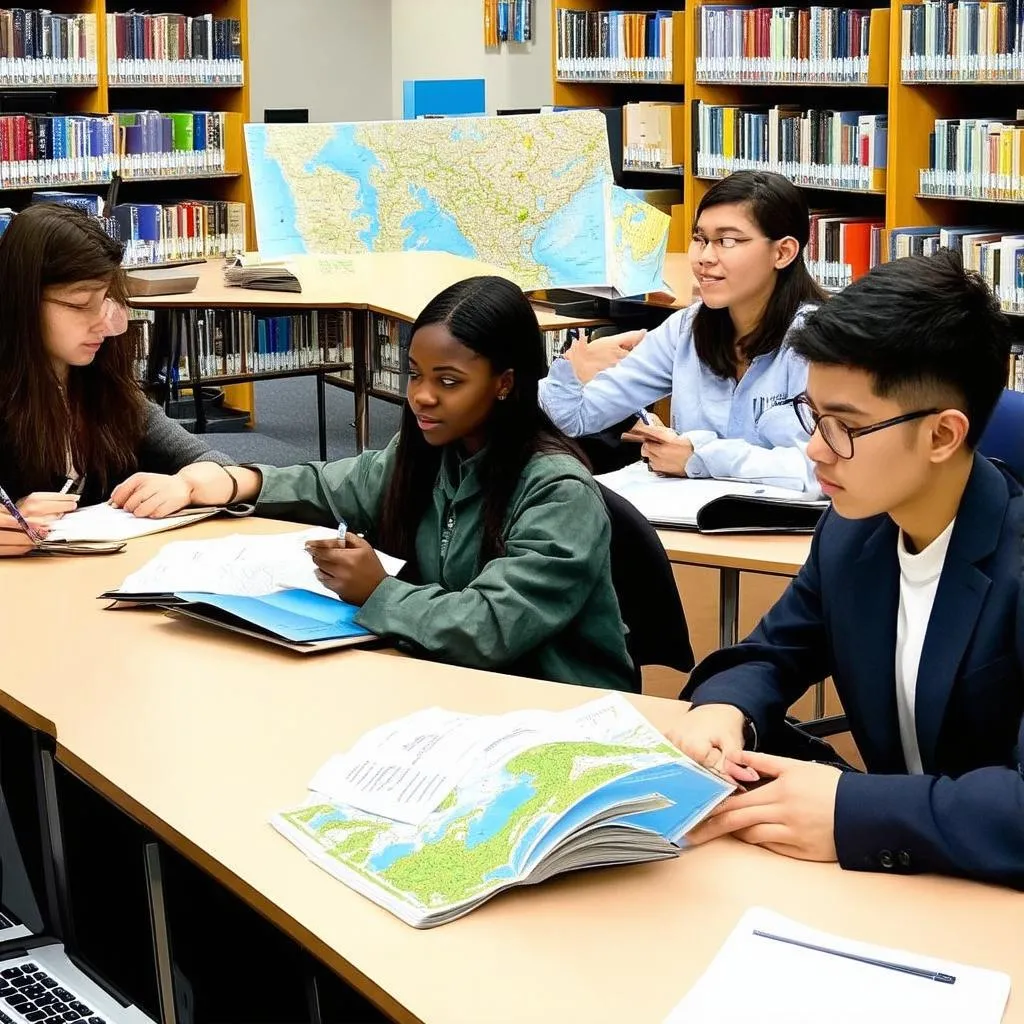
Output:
(895, 518), (956, 774)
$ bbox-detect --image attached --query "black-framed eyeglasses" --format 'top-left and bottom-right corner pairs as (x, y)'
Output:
(792, 393), (940, 460)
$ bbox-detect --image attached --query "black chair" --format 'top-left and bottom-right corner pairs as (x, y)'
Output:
(597, 482), (694, 689)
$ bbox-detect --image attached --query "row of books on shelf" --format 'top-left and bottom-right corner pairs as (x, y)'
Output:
(891, 226), (1024, 314)
(696, 6), (882, 84)
(805, 213), (883, 292)
(132, 309), (358, 383)
(694, 103), (887, 192)
(901, 0), (1024, 81)
(106, 11), (243, 86)
(0, 9), (96, 85)
(623, 101), (683, 170)
(0, 192), (246, 263)
(555, 8), (677, 81)
(0, 110), (233, 189)
(922, 116), (1024, 201)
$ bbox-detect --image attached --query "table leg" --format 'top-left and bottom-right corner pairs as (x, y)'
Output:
(315, 372), (328, 461)
(719, 568), (740, 649)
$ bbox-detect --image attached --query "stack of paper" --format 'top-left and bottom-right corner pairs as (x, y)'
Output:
(272, 693), (734, 928)
(665, 907), (1011, 1023)
(46, 502), (221, 543)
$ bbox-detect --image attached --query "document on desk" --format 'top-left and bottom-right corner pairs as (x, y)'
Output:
(104, 528), (406, 649)
(664, 907), (1011, 1024)
(46, 502), (220, 543)
(596, 462), (827, 532)
(272, 694), (735, 927)
(112, 528), (404, 600)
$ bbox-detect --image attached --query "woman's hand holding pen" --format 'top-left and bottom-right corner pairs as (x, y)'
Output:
(306, 534), (387, 606)
(621, 417), (694, 477)
(0, 511), (50, 557)
(17, 491), (80, 520)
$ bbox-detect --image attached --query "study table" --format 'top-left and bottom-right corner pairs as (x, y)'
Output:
(1, 517), (1021, 1023)
(129, 251), (696, 455)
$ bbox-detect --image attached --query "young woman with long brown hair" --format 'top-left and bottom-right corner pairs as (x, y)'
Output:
(0, 203), (233, 556)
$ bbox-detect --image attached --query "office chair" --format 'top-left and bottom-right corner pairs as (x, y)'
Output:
(978, 387), (1024, 480)
(800, 386), (1024, 742)
(597, 482), (695, 692)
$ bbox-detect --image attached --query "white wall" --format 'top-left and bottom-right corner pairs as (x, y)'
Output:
(247, 0), (393, 124)
(390, 0), (553, 118)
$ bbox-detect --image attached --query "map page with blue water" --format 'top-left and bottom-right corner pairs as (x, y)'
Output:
(271, 694), (732, 928)
(244, 110), (670, 295)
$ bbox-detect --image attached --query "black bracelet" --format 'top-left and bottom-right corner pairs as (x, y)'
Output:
(221, 465), (239, 505)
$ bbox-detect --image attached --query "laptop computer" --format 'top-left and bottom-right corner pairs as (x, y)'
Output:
(0, 744), (178, 1024)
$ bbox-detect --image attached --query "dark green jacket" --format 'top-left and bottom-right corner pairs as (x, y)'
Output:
(256, 437), (634, 690)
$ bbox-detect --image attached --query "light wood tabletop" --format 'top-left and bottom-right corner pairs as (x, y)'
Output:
(129, 250), (696, 329)
(1, 517), (1020, 1023)
(658, 529), (811, 576)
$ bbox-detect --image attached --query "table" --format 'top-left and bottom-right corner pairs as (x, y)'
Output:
(1, 518), (1020, 1024)
(129, 251), (696, 455)
(658, 529), (811, 648)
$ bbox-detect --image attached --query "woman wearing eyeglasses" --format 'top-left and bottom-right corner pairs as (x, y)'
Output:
(539, 170), (826, 493)
(0, 203), (233, 556)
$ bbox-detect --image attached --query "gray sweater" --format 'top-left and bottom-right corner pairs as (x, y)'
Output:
(0, 400), (232, 504)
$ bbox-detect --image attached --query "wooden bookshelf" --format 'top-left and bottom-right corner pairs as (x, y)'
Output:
(2, 0), (253, 414)
(553, 0), (1024, 286)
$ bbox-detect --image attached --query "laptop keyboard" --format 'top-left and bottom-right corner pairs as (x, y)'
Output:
(0, 964), (106, 1024)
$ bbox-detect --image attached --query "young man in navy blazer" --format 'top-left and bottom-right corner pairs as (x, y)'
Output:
(667, 249), (1024, 888)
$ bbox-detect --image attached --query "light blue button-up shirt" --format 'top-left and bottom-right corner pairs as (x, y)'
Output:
(539, 302), (820, 494)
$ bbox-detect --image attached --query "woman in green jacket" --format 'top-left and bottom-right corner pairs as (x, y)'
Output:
(118, 276), (635, 690)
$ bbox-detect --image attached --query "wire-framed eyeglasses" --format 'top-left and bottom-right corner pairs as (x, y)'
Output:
(792, 393), (939, 460)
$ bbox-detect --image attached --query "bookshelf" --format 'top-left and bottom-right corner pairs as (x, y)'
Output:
(1, 0), (253, 413)
(552, 0), (1024, 325)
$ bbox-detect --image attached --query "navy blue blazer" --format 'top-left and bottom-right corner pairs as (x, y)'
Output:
(682, 455), (1024, 888)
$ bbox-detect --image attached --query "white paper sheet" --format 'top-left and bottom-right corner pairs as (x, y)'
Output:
(115, 528), (405, 600)
(47, 503), (216, 542)
(664, 907), (1011, 1024)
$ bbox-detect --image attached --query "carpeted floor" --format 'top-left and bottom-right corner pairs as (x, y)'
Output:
(196, 377), (405, 466)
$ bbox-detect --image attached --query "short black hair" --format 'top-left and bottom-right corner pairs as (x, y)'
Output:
(789, 248), (1013, 448)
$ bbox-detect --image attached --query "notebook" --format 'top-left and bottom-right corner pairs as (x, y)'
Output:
(272, 694), (734, 927)
(43, 502), (252, 546)
(596, 462), (828, 533)
(664, 907), (1011, 1023)
(102, 528), (405, 653)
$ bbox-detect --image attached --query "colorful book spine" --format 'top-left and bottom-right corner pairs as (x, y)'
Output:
(695, 102), (887, 192)
(920, 118), (1024, 200)
(106, 11), (243, 86)
(555, 8), (676, 81)
(902, 0), (1024, 82)
(0, 10), (97, 86)
(697, 6), (879, 84)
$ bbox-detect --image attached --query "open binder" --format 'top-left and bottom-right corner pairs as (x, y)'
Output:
(596, 462), (828, 533)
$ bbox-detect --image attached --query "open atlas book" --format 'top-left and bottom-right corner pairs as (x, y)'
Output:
(272, 694), (734, 928)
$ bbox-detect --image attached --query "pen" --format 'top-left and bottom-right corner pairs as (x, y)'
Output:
(0, 483), (46, 544)
(637, 408), (652, 426)
(752, 929), (957, 985)
(337, 518), (348, 544)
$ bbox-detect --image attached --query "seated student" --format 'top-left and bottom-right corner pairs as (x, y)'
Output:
(666, 250), (1024, 889)
(124, 276), (635, 690)
(0, 204), (234, 557)
(538, 170), (826, 492)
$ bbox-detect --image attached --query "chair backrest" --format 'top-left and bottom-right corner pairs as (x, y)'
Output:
(978, 388), (1024, 480)
(596, 482), (695, 682)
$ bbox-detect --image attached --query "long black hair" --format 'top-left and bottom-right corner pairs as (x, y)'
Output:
(377, 276), (586, 566)
(692, 170), (826, 378)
